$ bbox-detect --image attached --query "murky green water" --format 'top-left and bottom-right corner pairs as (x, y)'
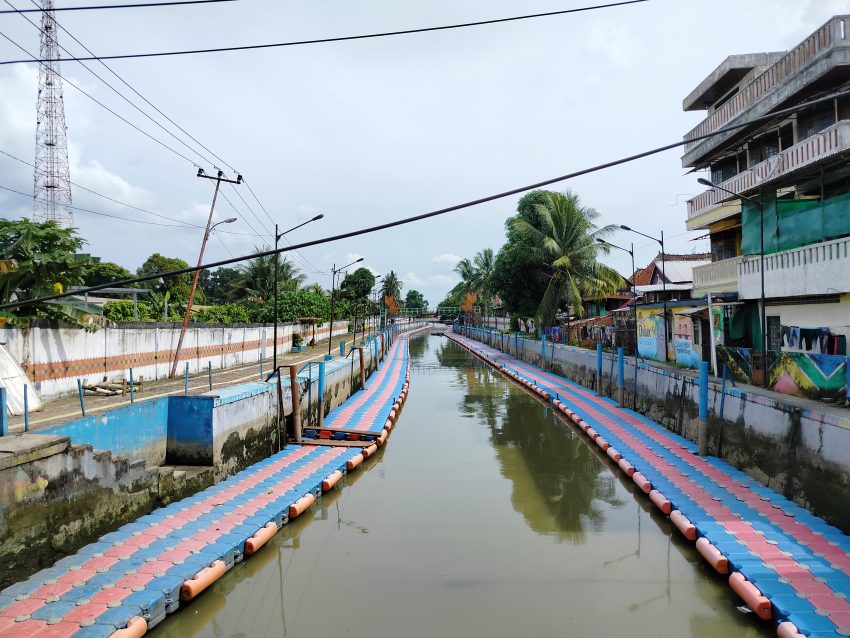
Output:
(157, 336), (771, 638)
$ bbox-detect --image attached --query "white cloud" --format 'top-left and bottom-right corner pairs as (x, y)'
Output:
(432, 253), (461, 267)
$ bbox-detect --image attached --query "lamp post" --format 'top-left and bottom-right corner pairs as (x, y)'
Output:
(369, 275), (382, 337)
(698, 177), (767, 388)
(328, 257), (364, 354)
(273, 214), (324, 372)
(170, 168), (242, 378)
(620, 226), (667, 362)
(597, 239), (637, 355)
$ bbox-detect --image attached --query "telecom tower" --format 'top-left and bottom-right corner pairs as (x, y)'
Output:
(32, 0), (73, 228)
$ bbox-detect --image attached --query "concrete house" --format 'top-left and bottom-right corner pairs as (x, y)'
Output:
(683, 15), (850, 399)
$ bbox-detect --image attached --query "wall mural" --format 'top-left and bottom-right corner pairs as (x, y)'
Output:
(716, 346), (753, 384)
(768, 351), (847, 401)
(674, 314), (702, 368)
(637, 315), (662, 360)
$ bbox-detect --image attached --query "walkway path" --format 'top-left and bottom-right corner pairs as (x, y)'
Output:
(448, 331), (850, 638)
(0, 327), (427, 638)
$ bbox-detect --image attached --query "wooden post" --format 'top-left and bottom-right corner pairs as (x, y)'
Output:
(289, 365), (301, 443)
(358, 347), (366, 390)
(208, 361), (213, 391)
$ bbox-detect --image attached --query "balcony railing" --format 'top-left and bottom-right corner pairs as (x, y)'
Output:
(687, 120), (850, 220)
(692, 256), (745, 293)
(738, 236), (850, 299)
(683, 16), (848, 155)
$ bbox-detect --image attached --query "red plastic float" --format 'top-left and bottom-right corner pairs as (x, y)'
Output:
(729, 572), (772, 620)
(245, 522), (278, 555)
(649, 489), (672, 514)
(632, 472), (652, 494)
(595, 436), (610, 451)
(377, 430), (388, 446)
(669, 510), (697, 540)
(695, 537), (729, 574)
(585, 427), (599, 440)
(776, 622), (804, 638)
(322, 470), (343, 492)
(289, 493), (316, 519)
(362, 443), (379, 458)
(181, 560), (227, 601)
(617, 457), (635, 476)
(109, 617), (147, 638)
(606, 447), (621, 463)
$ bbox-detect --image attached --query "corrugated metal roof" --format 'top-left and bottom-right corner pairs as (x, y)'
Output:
(654, 259), (711, 284)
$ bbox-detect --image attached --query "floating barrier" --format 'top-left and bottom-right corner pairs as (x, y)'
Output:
(669, 510), (697, 541)
(695, 537), (729, 574)
(649, 489), (672, 515)
(289, 493), (316, 519)
(729, 572), (772, 620)
(362, 443), (379, 458)
(776, 622), (804, 638)
(617, 458), (635, 477)
(110, 616), (147, 638)
(631, 472), (652, 494)
(322, 470), (344, 492)
(181, 560), (227, 601)
(377, 430), (388, 446)
(595, 436), (610, 452)
(245, 522), (278, 555)
(347, 454), (364, 470)
(606, 447), (622, 463)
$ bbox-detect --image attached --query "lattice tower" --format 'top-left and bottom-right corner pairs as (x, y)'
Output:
(32, 0), (73, 228)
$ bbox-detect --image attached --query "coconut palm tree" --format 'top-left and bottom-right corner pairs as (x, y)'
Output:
(472, 248), (496, 311)
(233, 248), (305, 301)
(381, 270), (402, 301)
(510, 190), (624, 328)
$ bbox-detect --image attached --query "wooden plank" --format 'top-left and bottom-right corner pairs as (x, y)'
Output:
(302, 425), (380, 435)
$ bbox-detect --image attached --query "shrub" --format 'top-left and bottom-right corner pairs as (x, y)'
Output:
(103, 300), (150, 322)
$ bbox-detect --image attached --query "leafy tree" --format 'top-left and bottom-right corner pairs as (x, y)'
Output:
(103, 300), (151, 322)
(491, 190), (552, 319)
(244, 289), (340, 324)
(235, 249), (305, 302)
(405, 289), (427, 311)
(194, 303), (250, 324)
(137, 253), (193, 302)
(510, 190), (624, 327)
(454, 248), (496, 312)
(437, 282), (466, 312)
(203, 266), (242, 304)
(84, 260), (133, 288)
(381, 270), (402, 301)
(0, 219), (99, 329)
(339, 267), (375, 304)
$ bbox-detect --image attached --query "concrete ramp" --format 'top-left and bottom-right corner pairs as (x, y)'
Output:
(0, 344), (42, 416)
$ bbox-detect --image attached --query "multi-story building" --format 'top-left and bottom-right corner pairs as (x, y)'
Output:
(683, 15), (850, 397)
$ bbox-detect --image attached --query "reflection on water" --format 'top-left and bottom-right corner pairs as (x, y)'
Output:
(156, 336), (771, 638)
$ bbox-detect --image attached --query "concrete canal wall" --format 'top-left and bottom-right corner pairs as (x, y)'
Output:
(1, 320), (350, 401)
(458, 326), (850, 532)
(0, 326), (412, 588)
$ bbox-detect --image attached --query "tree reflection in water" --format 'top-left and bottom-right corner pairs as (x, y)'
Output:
(435, 340), (623, 543)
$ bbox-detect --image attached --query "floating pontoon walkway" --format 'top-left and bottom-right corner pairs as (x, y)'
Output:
(0, 327), (428, 638)
(448, 330), (850, 638)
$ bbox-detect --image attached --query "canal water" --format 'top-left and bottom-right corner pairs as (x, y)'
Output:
(157, 336), (771, 638)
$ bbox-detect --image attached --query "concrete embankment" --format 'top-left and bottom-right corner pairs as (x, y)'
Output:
(0, 324), (426, 590)
(455, 326), (850, 533)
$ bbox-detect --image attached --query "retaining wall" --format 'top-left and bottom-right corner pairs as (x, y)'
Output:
(461, 326), (850, 532)
(1, 321), (349, 401)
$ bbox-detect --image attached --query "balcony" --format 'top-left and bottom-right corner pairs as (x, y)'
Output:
(692, 256), (745, 294)
(682, 16), (849, 167)
(686, 120), (850, 228)
(738, 236), (850, 299)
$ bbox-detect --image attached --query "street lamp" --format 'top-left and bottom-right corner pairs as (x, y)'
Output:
(620, 225), (667, 362)
(328, 257), (364, 354)
(698, 177), (767, 388)
(369, 275), (382, 337)
(273, 214), (324, 371)
(597, 238), (637, 355)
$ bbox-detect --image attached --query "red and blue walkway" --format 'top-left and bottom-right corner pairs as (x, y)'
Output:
(448, 330), (850, 638)
(0, 327), (426, 638)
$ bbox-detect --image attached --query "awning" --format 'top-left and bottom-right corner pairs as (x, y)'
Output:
(674, 306), (707, 316)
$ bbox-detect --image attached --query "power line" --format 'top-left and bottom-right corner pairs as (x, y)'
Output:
(0, 0), (236, 13)
(5, 0), (218, 170)
(0, 30), (202, 166)
(0, 0), (648, 65)
(5, 87), (845, 311)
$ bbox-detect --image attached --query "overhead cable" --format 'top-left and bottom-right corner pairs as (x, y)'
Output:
(5, 87), (845, 311)
(0, 0), (236, 13)
(0, 0), (648, 65)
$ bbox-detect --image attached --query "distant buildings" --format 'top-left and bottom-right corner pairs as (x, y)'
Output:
(683, 15), (850, 398)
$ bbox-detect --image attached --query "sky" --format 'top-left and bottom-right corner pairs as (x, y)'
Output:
(0, 0), (845, 306)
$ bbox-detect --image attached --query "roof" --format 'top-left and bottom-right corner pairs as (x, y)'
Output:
(630, 265), (654, 286)
(634, 283), (695, 293)
(654, 258), (712, 284)
(683, 53), (784, 111)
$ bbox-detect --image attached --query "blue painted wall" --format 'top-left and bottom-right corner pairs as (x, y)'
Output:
(166, 396), (215, 465)
(41, 398), (169, 466)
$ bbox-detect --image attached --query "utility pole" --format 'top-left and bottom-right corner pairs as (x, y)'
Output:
(328, 257), (363, 355)
(169, 169), (241, 378)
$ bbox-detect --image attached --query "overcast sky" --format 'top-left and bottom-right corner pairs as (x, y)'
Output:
(0, 0), (844, 305)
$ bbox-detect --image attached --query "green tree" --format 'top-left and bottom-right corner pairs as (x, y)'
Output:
(510, 190), (623, 327)
(404, 289), (427, 311)
(339, 267), (375, 305)
(454, 248), (496, 312)
(103, 300), (151, 322)
(202, 266), (242, 304)
(195, 303), (251, 324)
(137, 253), (193, 301)
(492, 191), (551, 319)
(0, 219), (99, 329)
(437, 282), (466, 313)
(84, 260), (133, 288)
(236, 250), (305, 302)
(381, 270), (402, 301)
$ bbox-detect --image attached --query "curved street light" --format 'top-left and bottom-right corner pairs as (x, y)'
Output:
(328, 257), (364, 354)
(620, 225), (667, 362)
(596, 238), (637, 356)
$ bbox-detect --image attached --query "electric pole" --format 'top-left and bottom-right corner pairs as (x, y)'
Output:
(169, 169), (241, 378)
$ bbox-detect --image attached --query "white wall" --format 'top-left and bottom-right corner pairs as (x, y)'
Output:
(769, 295), (850, 343)
(1, 321), (349, 401)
